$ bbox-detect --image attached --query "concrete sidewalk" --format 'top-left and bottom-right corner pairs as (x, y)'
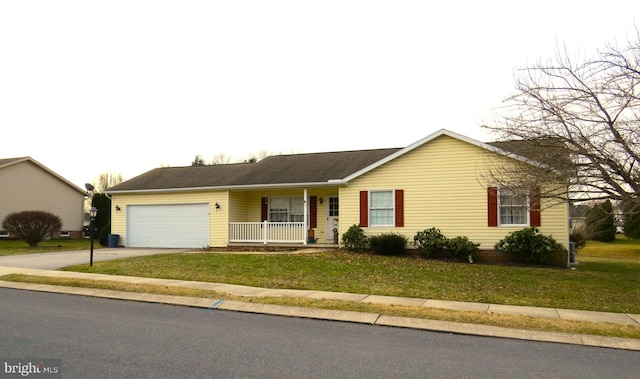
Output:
(0, 265), (639, 351)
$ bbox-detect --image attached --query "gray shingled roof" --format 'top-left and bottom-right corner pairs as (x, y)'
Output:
(487, 139), (571, 166)
(108, 148), (402, 192)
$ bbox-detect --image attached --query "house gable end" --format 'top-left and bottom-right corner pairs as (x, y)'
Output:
(0, 156), (86, 195)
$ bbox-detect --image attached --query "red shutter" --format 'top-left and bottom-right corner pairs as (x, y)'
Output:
(359, 191), (368, 227)
(487, 187), (498, 227)
(395, 190), (404, 227)
(310, 196), (317, 228)
(261, 197), (268, 221)
(529, 187), (541, 227)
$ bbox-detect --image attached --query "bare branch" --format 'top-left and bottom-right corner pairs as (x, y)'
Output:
(483, 36), (640, 215)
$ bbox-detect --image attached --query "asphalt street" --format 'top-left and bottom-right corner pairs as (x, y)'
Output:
(2, 288), (639, 379)
(1, 248), (639, 352)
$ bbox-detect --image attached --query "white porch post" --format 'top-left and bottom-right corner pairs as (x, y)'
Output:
(263, 220), (268, 244)
(303, 188), (308, 245)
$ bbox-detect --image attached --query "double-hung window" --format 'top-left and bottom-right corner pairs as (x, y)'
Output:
(269, 197), (304, 222)
(369, 190), (394, 226)
(499, 188), (528, 225)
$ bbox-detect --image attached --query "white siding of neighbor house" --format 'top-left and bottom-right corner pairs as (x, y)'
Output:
(0, 160), (84, 233)
(338, 134), (570, 250)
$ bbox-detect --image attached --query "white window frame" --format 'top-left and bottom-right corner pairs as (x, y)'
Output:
(498, 188), (529, 226)
(269, 197), (305, 223)
(369, 190), (394, 227)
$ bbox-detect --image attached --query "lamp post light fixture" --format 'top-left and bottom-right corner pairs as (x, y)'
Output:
(89, 206), (98, 266)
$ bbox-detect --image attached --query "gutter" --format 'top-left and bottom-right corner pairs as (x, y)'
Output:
(106, 180), (349, 195)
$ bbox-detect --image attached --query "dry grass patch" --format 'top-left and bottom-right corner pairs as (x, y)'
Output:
(2, 274), (639, 339)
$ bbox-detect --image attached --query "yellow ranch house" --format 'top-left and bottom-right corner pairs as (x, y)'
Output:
(106, 129), (570, 254)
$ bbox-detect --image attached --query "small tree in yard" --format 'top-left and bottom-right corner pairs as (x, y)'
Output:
(2, 211), (62, 247)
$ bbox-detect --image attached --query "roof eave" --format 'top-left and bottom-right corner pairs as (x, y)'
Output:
(106, 180), (347, 195)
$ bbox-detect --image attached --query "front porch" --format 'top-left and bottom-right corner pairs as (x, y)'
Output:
(229, 221), (339, 245)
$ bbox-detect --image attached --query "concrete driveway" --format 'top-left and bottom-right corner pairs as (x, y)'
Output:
(0, 248), (193, 270)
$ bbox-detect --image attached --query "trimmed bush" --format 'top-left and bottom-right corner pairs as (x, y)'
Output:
(369, 233), (408, 255)
(413, 227), (448, 257)
(2, 210), (62, 247)
(341, 224), (369, 251)
(494, 227), (565, 265)
(447, 236), (480, 262)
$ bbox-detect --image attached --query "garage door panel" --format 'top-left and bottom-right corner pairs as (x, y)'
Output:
(127, 204), (209, 248)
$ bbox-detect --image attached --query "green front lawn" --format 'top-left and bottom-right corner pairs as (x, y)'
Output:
(0, 239), (98, 256)
(3, 236), (639, 314)
(61, 237), (640, 314)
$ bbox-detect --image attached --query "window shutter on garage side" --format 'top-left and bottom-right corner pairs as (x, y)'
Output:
(310, 196), (317, 228)
(261, 197), (268, 221)
(359, 191), (368, 227)
(395, 189), (404, 227)
(529, 187), (541, 227)
(487, 187), (498, 227)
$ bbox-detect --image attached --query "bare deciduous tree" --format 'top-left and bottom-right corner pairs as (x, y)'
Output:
(483, 35), (640, 215)
(210, 153), (232, 165)
(192, 151), (275, 165)
(94, 172), (124, 193)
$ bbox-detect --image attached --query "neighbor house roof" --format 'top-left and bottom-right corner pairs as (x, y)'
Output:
(107, 129), (542, 194)
(0, 156), (86, 194)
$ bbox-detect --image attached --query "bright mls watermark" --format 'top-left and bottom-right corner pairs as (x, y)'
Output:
(1, 360), (61, 378)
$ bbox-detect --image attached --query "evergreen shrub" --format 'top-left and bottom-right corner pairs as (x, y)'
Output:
(369, 233), (408, 255)
(341, 224), (369, 251)
(494, 227), (564, 265)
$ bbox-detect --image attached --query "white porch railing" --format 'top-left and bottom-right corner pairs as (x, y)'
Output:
(229, 221), (306, 244)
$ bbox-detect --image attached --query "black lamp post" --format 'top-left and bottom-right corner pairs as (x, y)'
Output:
(89, 206), (98, 266)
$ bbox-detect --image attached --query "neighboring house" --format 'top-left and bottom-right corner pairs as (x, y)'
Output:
(106, 129), (570, 252)
(0, 157), (87, 238)
(569, 204), (590, 230)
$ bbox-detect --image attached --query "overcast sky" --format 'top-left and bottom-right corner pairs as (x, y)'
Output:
(2, 1), (639, 189)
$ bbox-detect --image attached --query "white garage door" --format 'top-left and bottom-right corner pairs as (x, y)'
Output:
(127, 204), (209, 248)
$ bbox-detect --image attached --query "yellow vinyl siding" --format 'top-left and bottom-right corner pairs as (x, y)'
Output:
(111, 191), (228, 247)
(113, 187), (340, 247)
(228, 192), (249, 222)
(340, 135), (569, 249)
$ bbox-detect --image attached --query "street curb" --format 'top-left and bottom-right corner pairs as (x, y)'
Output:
(1, 280), (639, 351)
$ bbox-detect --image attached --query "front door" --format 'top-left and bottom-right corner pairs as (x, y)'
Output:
(325, 196), (339, 243)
